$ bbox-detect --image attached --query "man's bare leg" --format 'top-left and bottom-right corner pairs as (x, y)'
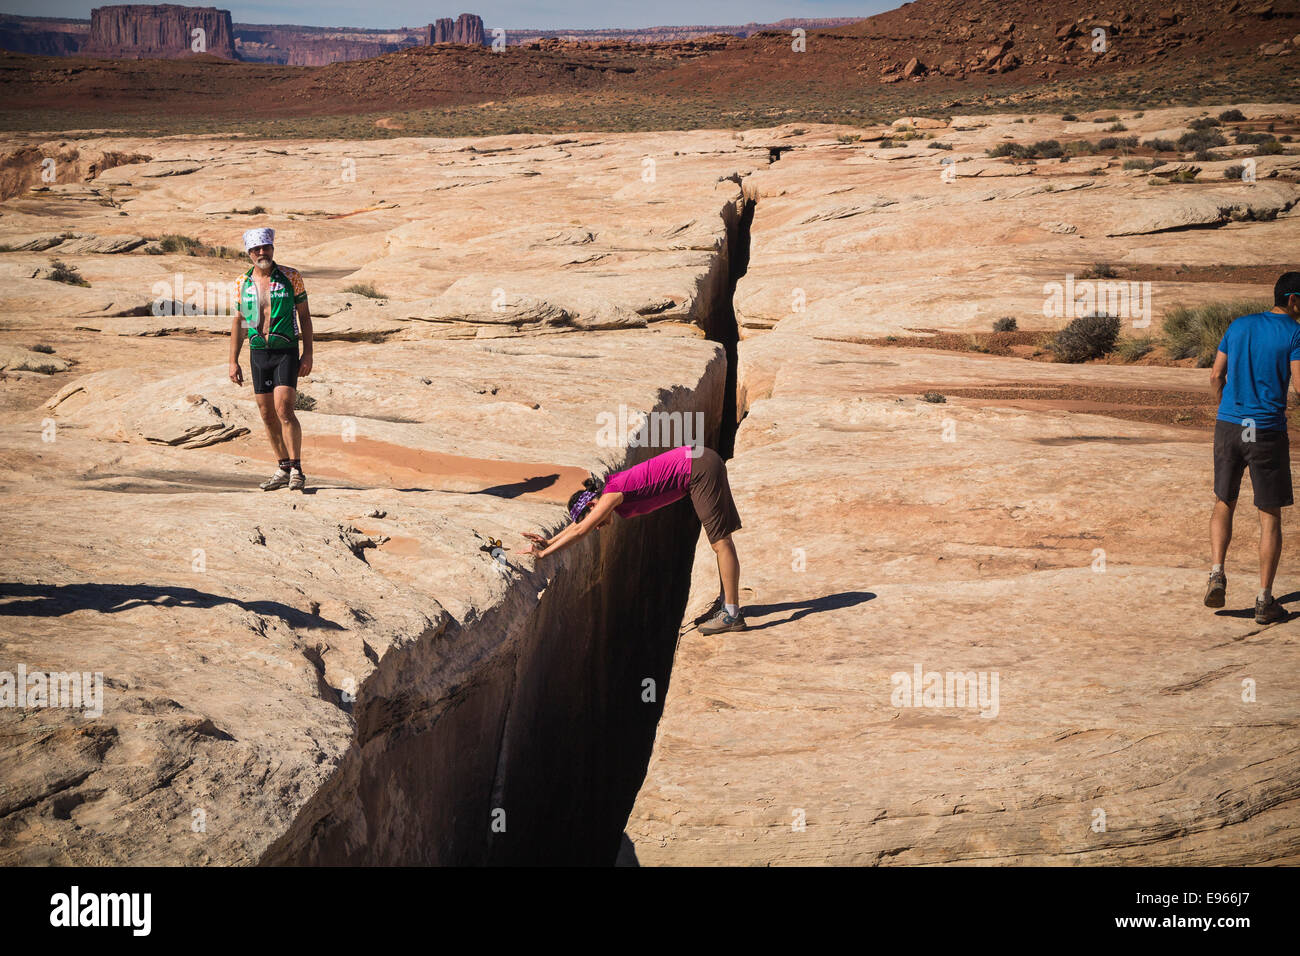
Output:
(1210, 497), (1235, 567)
(256, 392), (289, 460)
(274, 386), (301, 461)
(1258, 506), (1282, 596)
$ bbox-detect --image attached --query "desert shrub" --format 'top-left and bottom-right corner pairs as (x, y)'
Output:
(47, 260), (88, 287)
(1123, 158), (1151, 170)
(1256, 139), (1285, 156)
(1218, 108), (1246, 122)
(1061, 113), (1078, 122)
(987, 142), (1032, 158)
(1051, 313), (1120, 362)
(157, 234), (243, 259)
(1177, 129), (1227, 152)
(1142, 137), (1176, 152)
(992, 316), (1018, 332)
(342, 282), (386, 299)
(921, 391), (946, 403)
(1064, 139), (1100, 155)
(1097, 135), (1139, 151)
(1170, 167), (1200, 183)
(1116, 337), (1155, 362)
(927, 141), (953, 149)
(1234, 131), (1274, 145)
(31, 343), (55, 353)
(1107, 122), (1128, 132)
(1189, 116), (1221, 130)
(1224, 164), (1246, 180)
(1163, 299), (1271, 367)
(1030, 139), (1063, 158)
(1080, 262), (1118, 279)
(1013, 118), (1025, 124)
(878, 137), (902, 149)
(1093, 115), (1119, 123)
(294, 392), (317, 411)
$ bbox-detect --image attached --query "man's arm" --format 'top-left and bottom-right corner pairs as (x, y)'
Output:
(1291, 358), (1300, 403)
(1210, 349), (1228, 405)
(228, 314), (244, 385)
(297, 300), (313, 377)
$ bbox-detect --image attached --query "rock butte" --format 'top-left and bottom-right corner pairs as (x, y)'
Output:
(0, 105), (1297, 865)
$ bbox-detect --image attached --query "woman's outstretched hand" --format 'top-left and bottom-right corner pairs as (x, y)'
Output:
(520, 532), (549, 556)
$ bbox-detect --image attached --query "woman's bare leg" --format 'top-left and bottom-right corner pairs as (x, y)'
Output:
(712, 534), (740, 608)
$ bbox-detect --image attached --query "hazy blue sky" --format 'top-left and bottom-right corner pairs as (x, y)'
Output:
(4, 1), (891, 30)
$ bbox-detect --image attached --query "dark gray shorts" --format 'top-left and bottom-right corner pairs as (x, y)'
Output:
(250, 348), (299, 395)
(1213, 419), (1293, 509)
(688, 446), (742, 544)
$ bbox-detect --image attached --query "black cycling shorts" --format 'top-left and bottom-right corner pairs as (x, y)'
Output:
(249, 348), (299, 395)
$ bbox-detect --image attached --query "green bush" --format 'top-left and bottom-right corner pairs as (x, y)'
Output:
(927, 141), (953, 149)
(1107, 122), (1128, 132)
(1061, 113), (1078, 122)
(1224, 164), (1246, 180)
(1030, 139), (1064, 158)
(1189, 116), (1221, 130)
(992, 316), (1017, 332)
(1123, 158), (1150, 170)
(1064, 139), (1100, 155)
(1142, 137), (1176, 152)
(1163, 299), (1271, 367)
(1051, 313), (1120, 363)
(1234, 131), (1274, 145)
(1218, 108), (1246, 122)
(921, 391), (946, 403)
(1256, 139), (1285, 156)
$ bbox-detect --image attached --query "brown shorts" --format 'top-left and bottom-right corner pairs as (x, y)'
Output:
(688, 446), (742, 544)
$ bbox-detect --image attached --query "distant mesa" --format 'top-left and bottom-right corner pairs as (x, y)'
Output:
(84, 4), (237, 60)
(427, 14), (486, 46)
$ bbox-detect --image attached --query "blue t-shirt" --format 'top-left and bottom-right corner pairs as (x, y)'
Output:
(1216, 311), (1300, 431)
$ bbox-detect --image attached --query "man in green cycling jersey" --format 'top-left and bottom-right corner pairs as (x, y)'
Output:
(228, 227), (315, 491)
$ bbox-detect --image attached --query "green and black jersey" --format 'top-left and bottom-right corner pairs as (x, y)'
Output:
(237, 263), (307, 350)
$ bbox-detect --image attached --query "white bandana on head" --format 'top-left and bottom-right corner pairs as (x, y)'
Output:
(243, 228), (275, 252)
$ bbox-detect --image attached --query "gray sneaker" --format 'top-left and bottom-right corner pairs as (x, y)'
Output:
(289, 470), (306, 492)
(699, 608), (747, 635)
(1204, 570), (1226, 608)
(692, 595), (724, 626)
(259, 468), (290, 491)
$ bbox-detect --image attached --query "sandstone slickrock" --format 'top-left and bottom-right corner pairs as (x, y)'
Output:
(1, 105), (1298, 865)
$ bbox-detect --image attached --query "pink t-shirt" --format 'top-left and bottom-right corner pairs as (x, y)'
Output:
(604, 446), (694, 518)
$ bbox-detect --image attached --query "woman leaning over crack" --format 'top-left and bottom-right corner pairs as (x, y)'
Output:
(520, 444), (746, 634)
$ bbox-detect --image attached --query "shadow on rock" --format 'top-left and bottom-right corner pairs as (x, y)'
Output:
(743, 590), (877, 631)
(0, 582), (344, 630)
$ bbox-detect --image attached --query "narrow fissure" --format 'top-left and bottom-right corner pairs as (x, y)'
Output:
(264, 182), (756, 867)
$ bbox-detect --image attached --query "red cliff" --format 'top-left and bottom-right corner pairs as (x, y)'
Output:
(84, 4), (237, 60)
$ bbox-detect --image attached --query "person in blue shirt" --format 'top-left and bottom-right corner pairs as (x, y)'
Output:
(1205, 272), (1300, 623)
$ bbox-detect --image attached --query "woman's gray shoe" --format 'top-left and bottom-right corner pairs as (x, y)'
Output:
(699, 608), (747, 634)
(1204, 571), (1226, 608)
(260, 468), (290, 491)
(692, 596), (724, 625)
(1255, 596), (1286, 625)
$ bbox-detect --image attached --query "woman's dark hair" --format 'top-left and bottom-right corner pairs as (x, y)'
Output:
(1275, 272), (1300, 308)
(566, 474), (605, 522)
